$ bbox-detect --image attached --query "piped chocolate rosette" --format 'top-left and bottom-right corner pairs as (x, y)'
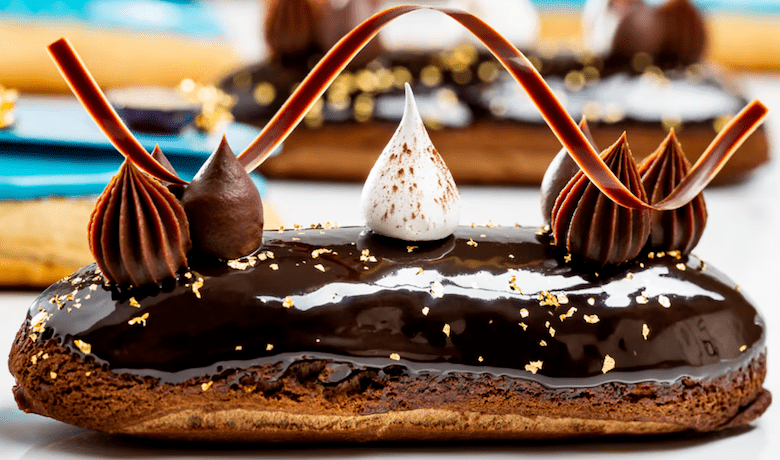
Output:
(9, 5), (770, 441)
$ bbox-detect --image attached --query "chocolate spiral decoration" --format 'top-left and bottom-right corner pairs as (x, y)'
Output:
(89, 160), (191, 286)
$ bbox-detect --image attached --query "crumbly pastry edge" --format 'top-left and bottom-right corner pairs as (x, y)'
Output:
(9, 327), (770, 442)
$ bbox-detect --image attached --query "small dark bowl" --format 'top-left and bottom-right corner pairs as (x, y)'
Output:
(108, 86), (200, 134)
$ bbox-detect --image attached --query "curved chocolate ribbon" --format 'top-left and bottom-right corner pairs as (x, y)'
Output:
(46, 38), (186, 185)
(237, 4), (767, 211)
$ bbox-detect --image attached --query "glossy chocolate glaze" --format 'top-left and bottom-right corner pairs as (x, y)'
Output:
(29, 226), (764, 388)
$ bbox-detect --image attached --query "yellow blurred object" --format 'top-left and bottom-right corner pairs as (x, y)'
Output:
(0, 19), (241, 93)
(0, 85), (18, 129)
(178, 79), (237, 133)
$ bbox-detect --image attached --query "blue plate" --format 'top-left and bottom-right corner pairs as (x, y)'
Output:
(0, 95), (268, 200)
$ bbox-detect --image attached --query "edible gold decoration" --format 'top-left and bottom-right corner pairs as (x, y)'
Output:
(0, 84), (18, 129)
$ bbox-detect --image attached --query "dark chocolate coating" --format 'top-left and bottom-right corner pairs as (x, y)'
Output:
(31, 226), (764, 389)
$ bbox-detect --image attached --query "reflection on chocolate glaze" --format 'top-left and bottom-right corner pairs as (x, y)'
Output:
(33, 227), (763, 389)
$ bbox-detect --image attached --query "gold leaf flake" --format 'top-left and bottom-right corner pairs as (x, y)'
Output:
(266, 343), (274, 351)
(478, 356), (484, 362)
(676, 263), (686, 271)
(89, 284), (98, 291)
(311, 248), (334, 259)
(556, 294), (569, 305)
(314, 264), (326, 272)
(201, 381), (213, 391)
(467, 238), (478, 247)
(539, 340), (547, 347)
(602, 355), (616, 373)
(739, 345), (747, 352)
(519, 308), (529, 318)
(519, 322), (528, 331)
(525, 360), (543, 374)
(422, 306), (430, 316)
(269, 264), (279, 271)
(417, 268), (425, 275)
(282, 296), (294, 308)
(390, 353), (401, 361)
(442, 323), (451, 337)
(430, 281), (444, 298)
(587, 297), (596, 306)
(85, 371), (91, 377)
(642, 324), (650, 340)
(636, 295), (648, 305)
(228, 259), (252, 270)
(235, 345), (243, 351)
(584, 314), (600, 324)
(538, 291), (560, 307)
(50, 372), (57, 379)
(128, 312), (149, 327)
(129, 297), (140, 308)
(74, 339), (92, 354)
(549, 327), (556, 337)
(564, 254), (572, 263)
(191, 277), (204, 299)
(407, 246), (419, 253)
(559, 307), (577, 321)
(658, 295), (671, 308)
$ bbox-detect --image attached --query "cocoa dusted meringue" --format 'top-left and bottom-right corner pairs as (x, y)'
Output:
(181, 136), (264, 259)
(639, 129), (707, 254)
(551, 134), (651, 265)
(540, 118), (599, 226)
(361, 83), (460, 241)
(88, 159), (191, 287)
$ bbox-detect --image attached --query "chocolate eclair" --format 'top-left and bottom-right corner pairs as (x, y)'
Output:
(9, 6), (771, 441)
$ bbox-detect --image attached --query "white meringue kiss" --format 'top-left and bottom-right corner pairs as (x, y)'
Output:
(361, 83), (461, 241)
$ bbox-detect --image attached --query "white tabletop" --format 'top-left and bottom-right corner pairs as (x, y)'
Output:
(1, 74), (779, 458)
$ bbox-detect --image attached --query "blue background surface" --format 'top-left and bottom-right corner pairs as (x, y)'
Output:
(0, 96), (267, 200)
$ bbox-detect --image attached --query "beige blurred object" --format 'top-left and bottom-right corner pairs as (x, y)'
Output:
(0, 19), (242, 93)
(0, 198), (282, 288)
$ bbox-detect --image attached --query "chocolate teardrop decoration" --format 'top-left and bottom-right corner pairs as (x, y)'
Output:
(151, 145), (185, 199)
(540, 117), (599, 225)
(316, 0), (383, 67)
(181, 135), (264, 259)
(551, 134), (651, 266)
(657, 0), (707, 66)
(265, 0), (319, 58)
(638, 129), (707, 254)
(89, 160), (191, 287)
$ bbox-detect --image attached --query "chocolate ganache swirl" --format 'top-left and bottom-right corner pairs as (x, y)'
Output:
(31, 227), (764, 388)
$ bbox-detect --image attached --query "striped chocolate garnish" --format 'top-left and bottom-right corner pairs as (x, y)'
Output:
(639, 129), (707, 254)
(46, 38), (185, 186)
(551, 134), (651, 266)
(89, 160), (191, 286)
